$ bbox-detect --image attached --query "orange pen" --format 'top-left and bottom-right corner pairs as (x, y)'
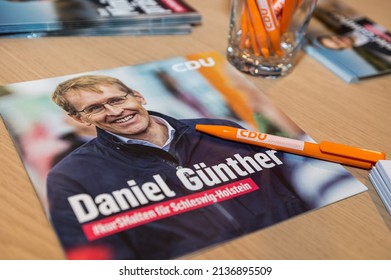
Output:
(195, 124), (386, 170)
(256, 0), (283, 57)
(280, 0), (297, 34)
(245, 5), (262, 56)
(272, 0), (285, 18)
(239, 5), (250, 49)
(246, 0), (270, 58)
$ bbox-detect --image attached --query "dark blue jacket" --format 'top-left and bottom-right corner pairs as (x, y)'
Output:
(47, 112), (306, 259)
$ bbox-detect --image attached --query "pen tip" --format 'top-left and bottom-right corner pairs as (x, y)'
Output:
(195, 124), (208, 132)
(196, 124), (236, 137)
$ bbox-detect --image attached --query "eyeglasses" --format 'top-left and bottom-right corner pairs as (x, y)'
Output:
(74, 92), (132, 115)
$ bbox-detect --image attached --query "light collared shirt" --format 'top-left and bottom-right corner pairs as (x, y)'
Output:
(108, 116), (176, 152)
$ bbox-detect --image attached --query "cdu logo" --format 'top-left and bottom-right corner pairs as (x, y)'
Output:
(172, 57), (215, 72)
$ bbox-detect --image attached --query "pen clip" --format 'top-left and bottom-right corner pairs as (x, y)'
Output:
(319, 141), (385, 163)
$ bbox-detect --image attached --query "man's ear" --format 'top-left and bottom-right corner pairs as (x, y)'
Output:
(132, 91), (147, 105)
(68, 113), (92, 126)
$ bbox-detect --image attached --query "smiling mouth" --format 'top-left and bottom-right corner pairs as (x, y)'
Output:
(113, 114), (135, 123)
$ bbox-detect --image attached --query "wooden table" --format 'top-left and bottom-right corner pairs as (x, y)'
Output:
(0, 0), (390, 259)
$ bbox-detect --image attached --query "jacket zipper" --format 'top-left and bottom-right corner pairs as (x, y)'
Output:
(166, 130), (244, 234)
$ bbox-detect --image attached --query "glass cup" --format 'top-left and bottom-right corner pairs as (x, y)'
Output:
(227, 0), (318, 78)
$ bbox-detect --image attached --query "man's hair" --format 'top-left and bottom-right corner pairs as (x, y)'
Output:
(52, 75), (133, 114)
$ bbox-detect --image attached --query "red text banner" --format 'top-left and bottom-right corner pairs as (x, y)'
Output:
(82, 178), (259, 240)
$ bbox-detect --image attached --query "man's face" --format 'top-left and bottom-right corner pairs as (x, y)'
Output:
(67, 84), (151, 139)
(319, 35), (354, 50)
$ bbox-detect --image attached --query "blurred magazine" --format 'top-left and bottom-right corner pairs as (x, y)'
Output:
(369, 160), (391, 215)
(304, 0), (391, 83)
(0, 0), (200, 37)
(0, 51), (367, 260)
(1, 24), (193, 38)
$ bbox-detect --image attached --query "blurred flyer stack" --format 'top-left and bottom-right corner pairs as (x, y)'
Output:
(304, 0), (391, 83)
(369, 160), (391, 215)
(0, 0), (201, 38)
